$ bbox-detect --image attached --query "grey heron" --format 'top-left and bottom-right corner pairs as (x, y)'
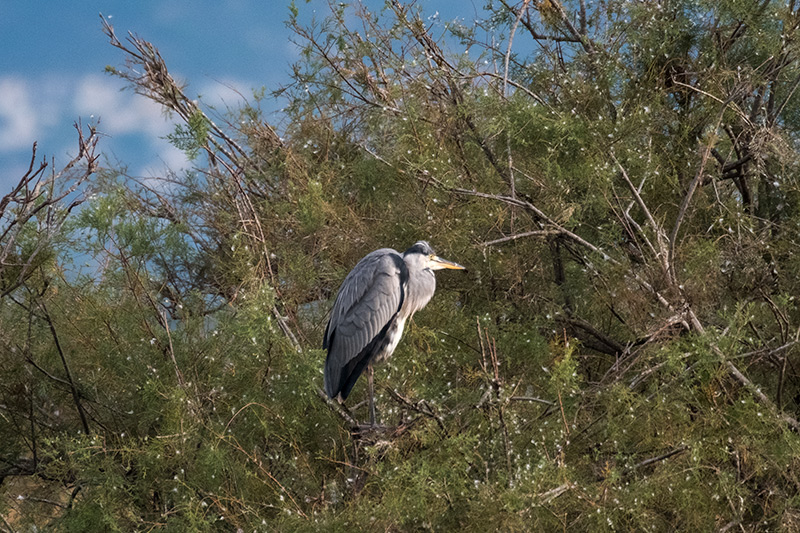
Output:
(323, 241), (466, 426)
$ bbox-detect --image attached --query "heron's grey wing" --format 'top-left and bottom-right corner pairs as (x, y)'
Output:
(323, 249), (405, 397)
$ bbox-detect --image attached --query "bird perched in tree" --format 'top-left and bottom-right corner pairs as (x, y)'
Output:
(323, 241), (466, 426)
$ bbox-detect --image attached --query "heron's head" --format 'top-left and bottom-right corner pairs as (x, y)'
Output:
(404, 241), (466, 271)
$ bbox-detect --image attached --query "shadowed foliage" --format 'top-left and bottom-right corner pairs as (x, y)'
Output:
(3, 1), (800, 530)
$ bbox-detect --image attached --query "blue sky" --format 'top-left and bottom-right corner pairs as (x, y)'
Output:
(0, 1), (481, 192)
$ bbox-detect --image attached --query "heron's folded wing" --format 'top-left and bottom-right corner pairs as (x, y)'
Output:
(324, 250), (405, 396)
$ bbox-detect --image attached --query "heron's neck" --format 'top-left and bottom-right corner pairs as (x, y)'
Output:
(403, 266), (435, 316)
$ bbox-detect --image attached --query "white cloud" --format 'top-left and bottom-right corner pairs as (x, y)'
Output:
(0, 77), (39, 151)
(136, 142), (190, 180)
(72, 73), (192, 176)
(1, 73), (254, 192)
(73, 74), (175, 138)
(196, 78), (251, 111)
(158, 143), (191, 171)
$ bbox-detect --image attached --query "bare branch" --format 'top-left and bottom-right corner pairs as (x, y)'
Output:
(509, 396), (556, 406)
(38, 298), (91, 435)
(559, 315), (626, 355)
(612, 153), (672, 284)
(101, 16), (305, 352)
(537, 482), (574, 504)
(668, 95), (736, 277)
(386, 388), (446, 433)
(316, 387), (358, 428)
(479, 230), (561, 247)
(445, 185), (613, 261)
(478, 71), (548, 107)
(725, 359), (800, 431)
(770, 71), (800, 125)
(621, 445), (688, 477)
(1, 123), (98, 299)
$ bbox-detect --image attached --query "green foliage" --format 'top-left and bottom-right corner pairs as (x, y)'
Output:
(5, 0), (800, 530)
(166, 110), (210, 160)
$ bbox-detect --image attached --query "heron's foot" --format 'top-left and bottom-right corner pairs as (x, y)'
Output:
(350, 421), (417, 442)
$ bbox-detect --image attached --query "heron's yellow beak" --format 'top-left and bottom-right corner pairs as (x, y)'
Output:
(429, 255), (466, 271)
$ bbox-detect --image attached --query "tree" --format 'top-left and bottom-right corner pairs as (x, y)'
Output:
(3, 1), (800, 530)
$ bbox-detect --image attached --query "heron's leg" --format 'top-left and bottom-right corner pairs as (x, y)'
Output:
(367, 363), (376, 426)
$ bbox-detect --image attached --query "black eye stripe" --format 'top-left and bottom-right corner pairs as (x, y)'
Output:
(404, 241), (435, 256)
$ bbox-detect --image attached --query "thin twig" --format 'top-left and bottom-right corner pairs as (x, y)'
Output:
(626, 445), (688, 473)
(668, 99), (733, 277)
(38, 299), (90, 435)
(316, 388), (358, 428)
(611, 153), (671, 283)
(725, 359), (800, 431)
(537, 482), (574, 504)
(510, 396), (556, 406)
(386, 388), (446, 433)
(480, 230), (561, 247)
(503, 0), (531, 229)
(557, 389), (570, 436)
(159, 309), (185, 388)
(771, 71), (800, 124)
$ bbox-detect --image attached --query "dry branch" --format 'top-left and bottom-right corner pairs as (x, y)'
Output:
(101, 16), (303, 352)
(1, 124), (98, 298)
